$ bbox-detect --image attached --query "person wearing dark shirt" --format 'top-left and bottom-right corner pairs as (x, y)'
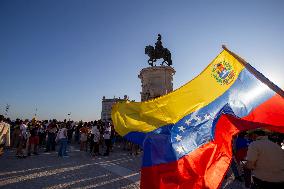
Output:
(28, 124), (39, 155)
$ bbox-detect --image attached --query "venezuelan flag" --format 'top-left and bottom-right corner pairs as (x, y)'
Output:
(111, 46), (284, 189)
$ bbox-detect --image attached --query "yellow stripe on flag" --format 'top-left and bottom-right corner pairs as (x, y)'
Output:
(112, 50), (245, 136)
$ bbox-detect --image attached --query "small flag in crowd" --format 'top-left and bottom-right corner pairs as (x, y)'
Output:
(111, 46), (284, 189)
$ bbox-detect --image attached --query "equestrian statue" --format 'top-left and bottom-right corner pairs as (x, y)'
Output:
(145, 34), (172, 67)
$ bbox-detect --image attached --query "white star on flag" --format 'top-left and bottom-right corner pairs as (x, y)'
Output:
(176, 146), (184, 154)
(185, 119), (192, 126)
(175, 134), (182, 141)
(194, 115), (201, 122)
(178, 125), (186, 132)
(204, 113), (212, 120)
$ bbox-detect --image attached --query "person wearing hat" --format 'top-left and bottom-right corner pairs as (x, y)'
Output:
(246, 130), (284, 188)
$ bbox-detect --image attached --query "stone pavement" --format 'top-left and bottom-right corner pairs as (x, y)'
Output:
(0, 144), (244, 189)
(0, 145), (140, 189)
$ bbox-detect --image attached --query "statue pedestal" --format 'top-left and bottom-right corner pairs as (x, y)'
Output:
(139, 66), (175, 101)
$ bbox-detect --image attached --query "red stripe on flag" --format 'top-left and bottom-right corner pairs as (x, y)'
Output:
(140, 94), (284, 189)
(243, 94), (284, 127)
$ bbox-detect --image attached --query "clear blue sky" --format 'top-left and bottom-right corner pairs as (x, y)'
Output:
(1, 0), (283, 121)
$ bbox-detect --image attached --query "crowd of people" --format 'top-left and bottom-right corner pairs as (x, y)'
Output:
(0, 114), (139, 159)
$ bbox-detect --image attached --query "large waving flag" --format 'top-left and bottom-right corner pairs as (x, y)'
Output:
(111, 46), (284, 189)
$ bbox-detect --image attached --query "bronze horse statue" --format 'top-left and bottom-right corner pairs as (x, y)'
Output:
(145, 46), (172, 66)
(145, 34), (172, 66)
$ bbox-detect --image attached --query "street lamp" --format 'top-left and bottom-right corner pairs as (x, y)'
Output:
(67, 112), (71, 121)
(5, 104), (10, 117)
(34, 107), (38, 117)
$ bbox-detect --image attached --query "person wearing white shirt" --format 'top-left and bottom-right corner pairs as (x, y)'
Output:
(92, 125), (101, 156)
(56, 124), (68, 157)
(20, 122), (28, 140)
(89, 121), (97, 153)
(246, 130), (284, 188)
(17, 121), (28, 158)
(103, 123), (111, 156)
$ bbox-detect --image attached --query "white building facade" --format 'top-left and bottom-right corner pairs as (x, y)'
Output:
(101, 95), (128, 121)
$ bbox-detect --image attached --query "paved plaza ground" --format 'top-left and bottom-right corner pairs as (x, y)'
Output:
(0, 144), (244, 189)
(0, 144), (141, 189)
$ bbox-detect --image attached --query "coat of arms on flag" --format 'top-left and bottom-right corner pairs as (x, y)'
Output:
(211, 60), (236, 85)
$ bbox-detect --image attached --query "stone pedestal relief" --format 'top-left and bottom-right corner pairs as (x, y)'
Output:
(139, 66), (175, 101)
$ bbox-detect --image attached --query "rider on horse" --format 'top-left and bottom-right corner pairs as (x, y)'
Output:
(155, 34), (163, 55)
(145, 34), (172, 66)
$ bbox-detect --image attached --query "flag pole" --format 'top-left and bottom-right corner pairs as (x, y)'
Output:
(222, 45), (284, 98)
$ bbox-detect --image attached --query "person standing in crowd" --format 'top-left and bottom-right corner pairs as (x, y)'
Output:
(66, 121), (74, 144)
(12, 120), (21, 149)
(79, 123), (88, 151)
(235, 132), (251, 164)
(86, 122), (92, 152)
(0, 115), (10, 156)
(98, 120), (104, 148)
(17, 120), (28, 158)
(90, 121), (97, 154)
(103, 122), (111, 156)
(13, 120), (21, 157)
(110, 123), (115, 152)
(38, 123), (46, 147)
(246, 130), (284, 188)
(75, 121), (82, 144)
(233, 132), (252, 186)
(45, 120), (57, 152)
(56, 123), (68, 157)
(92, 123), (101, 157)
(25, 124), (31, 156)
(27, 122), (39, 156)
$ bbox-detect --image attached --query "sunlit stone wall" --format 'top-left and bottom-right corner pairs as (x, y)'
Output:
(139, 66), (175, 101)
